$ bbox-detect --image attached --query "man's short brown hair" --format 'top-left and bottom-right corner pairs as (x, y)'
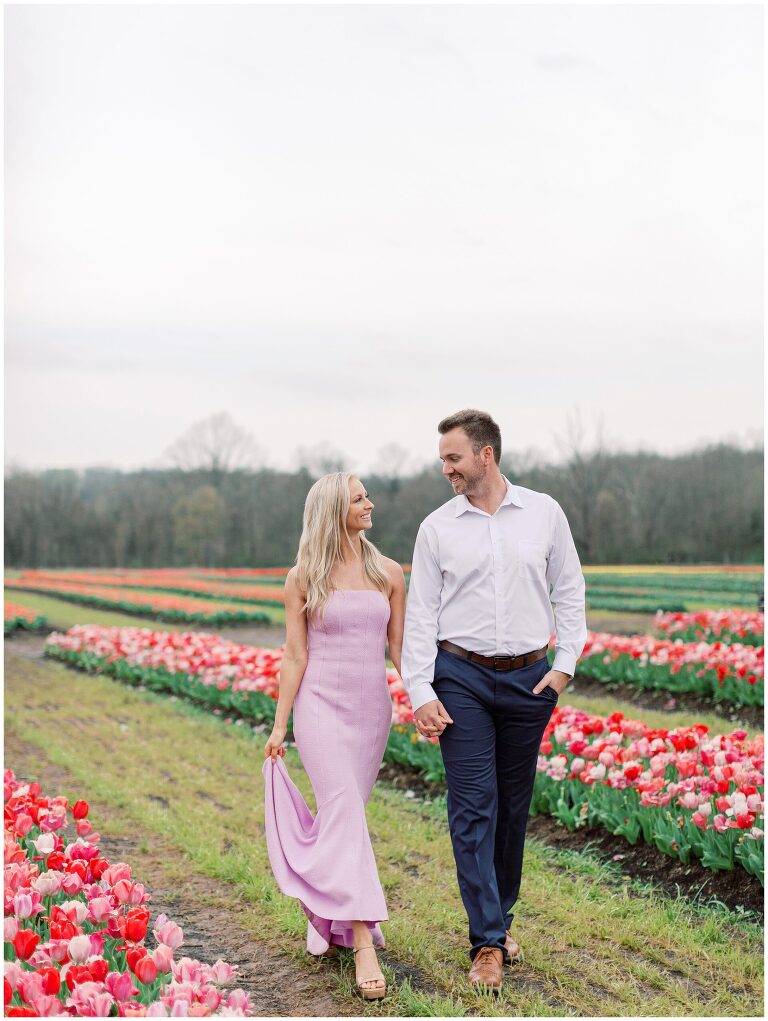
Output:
(438, 409), (502, 464)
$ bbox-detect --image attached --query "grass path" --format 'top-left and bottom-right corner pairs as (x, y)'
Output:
(4, 643), (763, 1017)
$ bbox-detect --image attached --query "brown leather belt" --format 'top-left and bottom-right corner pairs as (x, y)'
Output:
(437, 640), (548, 672)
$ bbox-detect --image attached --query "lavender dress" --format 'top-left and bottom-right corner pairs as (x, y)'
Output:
(262, 589), (392, 954)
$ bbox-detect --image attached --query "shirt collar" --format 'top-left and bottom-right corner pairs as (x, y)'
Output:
(454, 475), (524, 516)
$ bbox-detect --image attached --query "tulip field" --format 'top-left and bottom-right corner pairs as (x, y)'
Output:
(5, 564), (765, 1016)
(4, 578), (275, 627)
(42, 624), (764, 881)
(4, 770), (253, 1017)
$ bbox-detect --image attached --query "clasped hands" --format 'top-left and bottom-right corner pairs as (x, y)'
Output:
(413, 669), (570, 738)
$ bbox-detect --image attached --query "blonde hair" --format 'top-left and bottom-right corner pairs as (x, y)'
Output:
(295, 472), (390, 623)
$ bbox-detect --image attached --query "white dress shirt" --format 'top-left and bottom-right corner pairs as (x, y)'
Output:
(401, 476), (587, 712)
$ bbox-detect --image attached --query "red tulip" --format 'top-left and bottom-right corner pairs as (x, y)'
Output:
(133, 956), (158, 985)
(4, 976), (12, 1006)
(89, 856), (110, 880)
(64, 965), (93, 991)
(12, 929), (40, 960)
(126, 946), (148, 974)
(87, 958), (109, 983)
(47, 850), (66, 871)
(72, 800), (89, 819)
(118, 906), (150, 943)
(38, 967), (60, 995)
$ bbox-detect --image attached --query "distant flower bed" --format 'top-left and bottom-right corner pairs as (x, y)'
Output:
(45, 627), (763, 879)
(4, 602), (47, 636)
(654, 610), (764, 647)
(15, 571), (286, 606)
(576, 631), (763, 707)
(5, 579), (272, 626)
(4, 768), (252, 1016)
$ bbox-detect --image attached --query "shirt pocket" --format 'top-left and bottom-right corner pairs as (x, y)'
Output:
(515, 539), (548, 580)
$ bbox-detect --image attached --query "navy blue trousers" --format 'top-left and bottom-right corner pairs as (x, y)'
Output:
(432, 648), (558, 961)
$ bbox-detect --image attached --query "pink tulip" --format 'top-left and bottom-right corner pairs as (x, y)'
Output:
(4, 960), (24, 991)
(152, 943), (175, 972)
(33, 832), (56, 856)
(61, 899), (90, 924)
(207, 959), (237, 983)
(88, 896), (114, 922)
(105, 969), (139, 1002)
(15, 812), (34, 836)
(67, 983), (116, 1017)
(60, 871), (84, 895)
(67, 933), (92, 963)
(33, 870), (63, 895)
(678, 792), (700, 811)
(28, 946), (57, 968)
(34, 993), (67, 1015)
(12, 893), (35, 919)
(154, 919), (184, 950)
(171, 958), (205, 984)
(146, 1002), (169, 1017)
(102, 862), (132, 885)
(112, 878), (148, 904)
(39, 805), (68, 831)
(224, 989), (252, 1013)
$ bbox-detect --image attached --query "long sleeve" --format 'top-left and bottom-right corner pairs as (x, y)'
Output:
(546, 500), (587, 677)
(401, 523), (444, 712)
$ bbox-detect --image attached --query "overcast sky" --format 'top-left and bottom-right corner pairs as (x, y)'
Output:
(5, 3), (763, 475)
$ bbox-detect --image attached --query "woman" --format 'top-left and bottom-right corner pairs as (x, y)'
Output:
(262, 472), (406, 1000)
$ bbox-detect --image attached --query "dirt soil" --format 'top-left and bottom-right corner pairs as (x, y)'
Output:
(5, 730), (359, 1017)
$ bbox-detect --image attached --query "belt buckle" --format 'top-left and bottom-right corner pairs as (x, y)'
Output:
(493, 655), (513, 671)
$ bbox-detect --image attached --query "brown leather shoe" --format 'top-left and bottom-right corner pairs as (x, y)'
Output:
(468, 947), (503, 991)
(504, 930), (522, 965)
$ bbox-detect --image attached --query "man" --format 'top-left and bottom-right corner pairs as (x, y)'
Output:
(401, 409), (586, 992)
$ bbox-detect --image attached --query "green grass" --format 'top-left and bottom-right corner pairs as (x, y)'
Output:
(5, 646), (763, 1017)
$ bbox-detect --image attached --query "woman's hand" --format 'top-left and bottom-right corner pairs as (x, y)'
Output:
(264, 726), (287, 761)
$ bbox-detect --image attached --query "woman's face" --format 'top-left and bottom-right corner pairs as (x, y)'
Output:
(346, 477), (374, 533)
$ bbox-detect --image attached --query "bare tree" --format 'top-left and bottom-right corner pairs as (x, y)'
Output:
(165, 413), (264, 478)
(293, 443), (349, 477)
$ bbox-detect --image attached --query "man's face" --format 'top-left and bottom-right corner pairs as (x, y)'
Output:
(438, 427), (488, 495)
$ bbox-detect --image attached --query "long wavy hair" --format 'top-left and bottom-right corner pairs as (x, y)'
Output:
(295, 472), (390, 623)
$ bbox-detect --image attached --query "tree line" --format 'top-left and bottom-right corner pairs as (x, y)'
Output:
(4, 443), (763, 568)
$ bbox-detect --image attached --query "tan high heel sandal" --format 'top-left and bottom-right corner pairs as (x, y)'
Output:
(352, 944), (386, 1000)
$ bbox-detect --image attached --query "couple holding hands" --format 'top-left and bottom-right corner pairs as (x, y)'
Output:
(262, 408), (587, 998)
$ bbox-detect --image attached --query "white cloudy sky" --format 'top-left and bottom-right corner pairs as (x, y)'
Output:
(4, 3), (763, 474)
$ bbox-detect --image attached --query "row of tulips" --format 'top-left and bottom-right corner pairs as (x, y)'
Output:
(4, 769), (252, 1017)
(13, 572), (286, 608)
(576, 632), (763, 707)
(4, 603), (47, 636)
(654, 610), (764, 647)
(44, 626), (763, 880)
(5, 580), (273, 627)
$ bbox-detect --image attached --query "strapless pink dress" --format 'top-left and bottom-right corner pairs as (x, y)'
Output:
(263, 589), (392, 954)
